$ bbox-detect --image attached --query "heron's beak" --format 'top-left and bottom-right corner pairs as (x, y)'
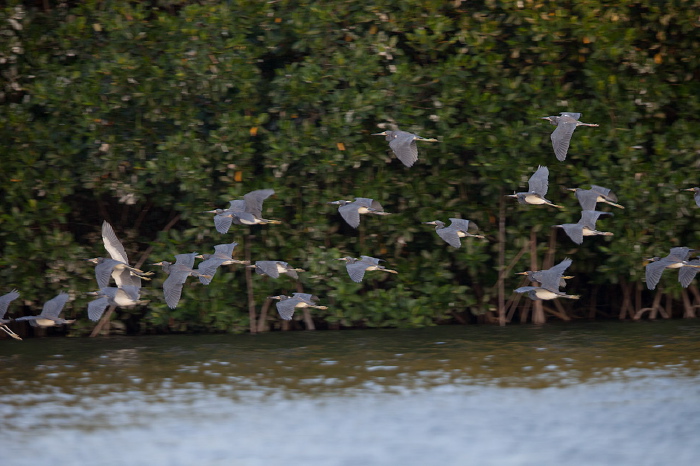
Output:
(515, 271), (529, 276)
(422, 221), (437, 225)
(565, 187), (577, 192)
(683, 188), (696, 192)
(151, 261), (165, 266)
(371, 131), (387, 136)
(505, 194), (518, 198)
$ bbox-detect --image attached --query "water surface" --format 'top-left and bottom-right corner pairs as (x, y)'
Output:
(2, 320), (699, 465)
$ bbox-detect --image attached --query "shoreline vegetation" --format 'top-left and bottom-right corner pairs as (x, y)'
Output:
(1, 1), (699, 337)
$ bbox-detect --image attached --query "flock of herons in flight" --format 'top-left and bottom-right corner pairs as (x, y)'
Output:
(2, 113), (700, 340)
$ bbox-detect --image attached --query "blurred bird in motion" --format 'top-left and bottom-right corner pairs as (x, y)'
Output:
(248, 260), (305, 279)
(152, 253), (211, 309)
(645, 247), (700, 290)
(507, 166), (563, 208)
(203, 189), (281, 233)
(568, 185), (624, 210)
(15, 292), (74, 327)
(337, 256), (399, 283)
(328, 197), (390, 229)
(541, 112), (599, 161)
(196, 242), (249, 285)
(372, 129), (438, 167)
(554, 210), (613, 245)
(269, 293), (328, 320)
(423, 218), (485, 248)
(86, 286), (141, 322)
(0, 289), (22, 340)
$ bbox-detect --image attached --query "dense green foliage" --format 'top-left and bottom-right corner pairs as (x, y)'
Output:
(1, 0), (699, 335)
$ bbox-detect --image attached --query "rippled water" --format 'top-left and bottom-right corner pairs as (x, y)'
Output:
(2, 320), (700, 465)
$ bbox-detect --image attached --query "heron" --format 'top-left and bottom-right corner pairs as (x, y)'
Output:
(98, 220), (153, 288)
(152, 253), (211, 309)
(15, 292), (74, 327)
(645, 247), (700, 291)
(86, 286), (141, 322)
(372, 129), (438, 167)
(514, 286), (580, 301)
(248, 260), (305, 279)
(554, 210), (613, 245)
(268, 293), (328, 320)
(516, 258), (574, 291)
(683, 187), (700, 207)
(0, 289), (22, 340)
(203, 189), (281, 233)
(567, 186), (624, 210)
(196, 242), (250, 285)
(337, 256), (399, 283)
(507, 165), (562, 208)
(423, 218), (485, 248)
(328, 197), (390, 229)
(541, 112), (599, 161)
(87, 221), (153, 289)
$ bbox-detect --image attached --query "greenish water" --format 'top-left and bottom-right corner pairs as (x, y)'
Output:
(2, 320), (700, 465)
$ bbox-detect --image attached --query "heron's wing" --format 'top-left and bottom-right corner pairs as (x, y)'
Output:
(353, 198), (374, 208)
(338, 203), (361, 228)
(645, 259), (673, 290)
(174, 253), (197, 270)
(41, 292), (70, 319)
(276, 298), (299, 320)
(575, 190), (598, 210)
(369, 199), (385, 212)
(244, 189), (275, 217)
(346, 262), (368, 283)
(293, 293), (315, 303)
(255, 261), (280, 278)
(527, 166), (550, 196)
(590, 185), (616, 201)
(113, 266), (141, 288)
(448, 218), (472, 232)
(87, 297), (110, 322)
(119, 285), (141, 302)
(436, 228), (462, 248)
(547, 258), (573, 276)
(214, 242), (238, 258)
(101, 221), (130, 263)
(0, 289), (20, 318)
(668, 247), (692, 262)
(388, 131), (418, 167)
(197, 258), (223, 284)
(359, 256), (382, 265)
(679, 263), (700, 288)
(580, 210), (608, 228)
(94, 259), (117, 289)
(551, 120), (578, 161)
(227, 199), (246, 212)
(537, 272), (563, 292)
(559, 223), (584, 245)
(162, 271), (191, 309)
(559, 112), (582, 120)
(515, 286), (538, 294)
(213, 213), (234, 234)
